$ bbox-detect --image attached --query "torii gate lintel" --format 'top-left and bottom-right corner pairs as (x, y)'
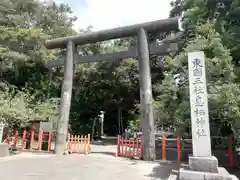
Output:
(45, 17), (182, 160)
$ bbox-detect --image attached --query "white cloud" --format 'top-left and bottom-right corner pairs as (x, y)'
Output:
(73, 0), (172, 31)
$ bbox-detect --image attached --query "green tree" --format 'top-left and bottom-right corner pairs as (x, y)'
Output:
(154, 0), (240, 139)
(0, 0), (76, 127)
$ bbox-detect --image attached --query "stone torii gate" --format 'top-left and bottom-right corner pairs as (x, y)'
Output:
(45, 17), (182, 160)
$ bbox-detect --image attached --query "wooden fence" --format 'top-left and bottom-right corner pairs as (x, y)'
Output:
(67, 134), (91, 154)
(160, 135), (235, 168)
(4, 130), (53, 152)
(117, 135), (143, 159)
(117, 135), (236, 168)
(3, 130), (91, 155)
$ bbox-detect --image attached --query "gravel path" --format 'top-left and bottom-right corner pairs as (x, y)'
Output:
(0, 145), (177, 180)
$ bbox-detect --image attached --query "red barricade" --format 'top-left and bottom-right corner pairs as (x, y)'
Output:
(4, 130), (53, 152)
(117, 135), (143, 159)
(228, 135), (234, 168)
(3, 130), (92, 155)
(161, 135), (236, 168)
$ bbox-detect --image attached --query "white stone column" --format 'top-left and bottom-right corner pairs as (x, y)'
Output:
(188, 51), (212, 157)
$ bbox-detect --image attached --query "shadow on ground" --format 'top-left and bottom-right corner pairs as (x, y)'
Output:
(147, 162), (240, 179)
(90, 151), (116, 157)
(146, 162), (180, 179)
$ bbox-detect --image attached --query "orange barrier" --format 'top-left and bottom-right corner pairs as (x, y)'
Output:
(67, 134), (91, 154)
(161, 135), (236, 168)
(4, 130), (92, 155)
(4, 130), (53, 152)
(177, 136), (181, 162)
(4, 130), (91, 154)
(228, 135), (234, 168)
(162, 136), (166, 160)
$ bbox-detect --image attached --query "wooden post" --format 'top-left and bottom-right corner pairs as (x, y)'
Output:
(30, 130), (35, 150)
(177, 136), (181, 162)
(162, 136), (166, 160)
(13, 131), (18, 148)
(228, 135), (234, 168)
(84, 135), (87, 154)
(68, 134), (72, 154)
(47, 132), (52, 152)
(38, 132), (43, 151)
(136, 135), (139, 158)
(5, 134), (10, 144)
(140, 135), (143, 159)
(21, 130), (27, 150)
(80, 135), (83, 153)
(72, 135), (75, 152)
(77, 135), (80, 152)
(87, 134), (91, 153)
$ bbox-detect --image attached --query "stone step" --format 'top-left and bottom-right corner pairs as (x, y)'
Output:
(218, 167), (230, 177)
(178, 168), (232, 180)
(0, 143), (9, 157)
(168, 173), (178, 180)
(167, 168), (179, 180)
(167, 166), (238, 180)
(230, 175), (239, 180)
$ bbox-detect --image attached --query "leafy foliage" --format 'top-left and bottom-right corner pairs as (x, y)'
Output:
(154, 0), (240, 138)
(0, 0), (71, 126)
(0, 0), (240, 142)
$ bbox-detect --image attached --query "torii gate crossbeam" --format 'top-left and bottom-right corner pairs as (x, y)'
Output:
(45, 17), (182, 160)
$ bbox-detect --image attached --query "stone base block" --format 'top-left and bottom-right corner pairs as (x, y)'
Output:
(0, 143), (9, 157)
(178, 167), (232, 180)
(189, 156), (218, 173)
(168, 168), (239, 180)
(230, 175), (239, 180)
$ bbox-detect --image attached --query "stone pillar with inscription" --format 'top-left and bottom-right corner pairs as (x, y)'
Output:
(177, 51), (237, 180)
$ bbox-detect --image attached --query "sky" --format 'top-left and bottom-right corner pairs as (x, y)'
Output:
(45, 0), (172, 31)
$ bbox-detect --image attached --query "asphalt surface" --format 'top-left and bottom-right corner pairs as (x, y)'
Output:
(0, 145), (178, 180)
(1, 143), (239, 180)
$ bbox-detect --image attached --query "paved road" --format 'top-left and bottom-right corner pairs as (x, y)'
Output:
(0, 145), (178, 180)
(0, 145), (238, 179)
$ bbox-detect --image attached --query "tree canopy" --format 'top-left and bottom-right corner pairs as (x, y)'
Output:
(0, 0), (240, 140)
(154, 0), (240, 137)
